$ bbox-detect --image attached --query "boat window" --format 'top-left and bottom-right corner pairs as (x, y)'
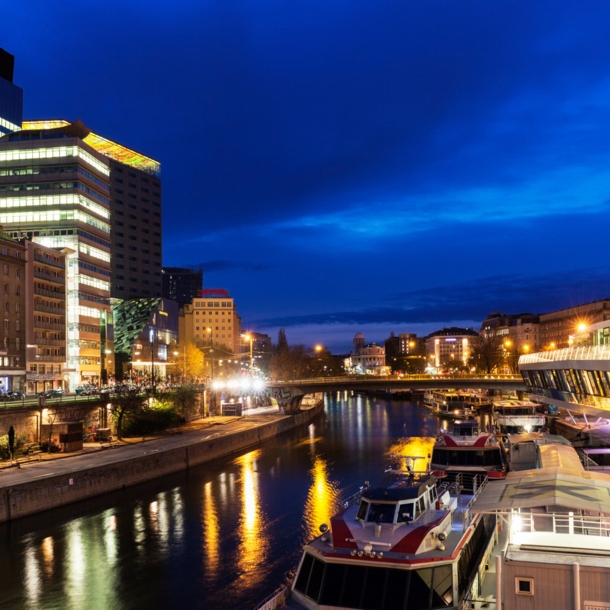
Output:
(367, 503), (396, 523)
(397, 502), (414, 522)
(299, 558), (455, 609)
(356, 500), (368, 521)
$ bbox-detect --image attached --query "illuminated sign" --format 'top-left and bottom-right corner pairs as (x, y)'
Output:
(198, 288), (230, 297)
(445, 338), (457, 342)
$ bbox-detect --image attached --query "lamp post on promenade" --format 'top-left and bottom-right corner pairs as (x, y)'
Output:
(242, 333), (253, 374)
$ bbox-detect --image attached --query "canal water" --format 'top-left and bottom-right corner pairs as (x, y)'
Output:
(0, 393), (441, 610)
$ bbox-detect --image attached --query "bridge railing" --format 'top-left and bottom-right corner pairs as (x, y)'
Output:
(273, 374), (523, 384)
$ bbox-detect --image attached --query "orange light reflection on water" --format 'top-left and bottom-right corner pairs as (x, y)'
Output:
(387, 436), (436, 470)
(303, 455), (339, 541)
(235, 449), (268, 579)
(202, 482), (220, 578)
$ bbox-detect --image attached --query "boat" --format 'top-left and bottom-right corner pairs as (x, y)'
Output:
(423, 390), (488, 419)
(282, 457), (499, 610)
(430, 420), (506, 490)
(464, 441), (610, 608)
(492, 399), (546, 434)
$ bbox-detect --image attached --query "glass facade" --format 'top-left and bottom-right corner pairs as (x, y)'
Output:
(0, 137), (112, 389)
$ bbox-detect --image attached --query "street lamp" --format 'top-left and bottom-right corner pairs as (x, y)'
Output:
(241, 333), (253, 374)
(207, 328), (214, 379)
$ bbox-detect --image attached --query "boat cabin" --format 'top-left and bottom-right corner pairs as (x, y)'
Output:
(500, 432), (570, 471)
(356, 475), (439, 524)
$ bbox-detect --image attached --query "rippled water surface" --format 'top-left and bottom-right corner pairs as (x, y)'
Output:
(0, 394), (441, 610)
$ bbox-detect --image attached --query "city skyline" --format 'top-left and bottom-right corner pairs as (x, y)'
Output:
(5, 2), (610, 351)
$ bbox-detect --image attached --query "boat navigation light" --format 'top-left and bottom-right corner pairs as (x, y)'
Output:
(364, 543), (373, 554)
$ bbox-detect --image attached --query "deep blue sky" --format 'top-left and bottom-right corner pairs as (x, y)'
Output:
(5, 1), (610, 351)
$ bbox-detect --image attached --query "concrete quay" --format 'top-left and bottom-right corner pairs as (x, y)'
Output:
(0, 401), (324, 523)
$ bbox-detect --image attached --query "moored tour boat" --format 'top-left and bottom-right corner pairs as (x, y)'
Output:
(430, 420), (506, 491)
(492, 399), (546, 434)
(280, 461), (498, 610)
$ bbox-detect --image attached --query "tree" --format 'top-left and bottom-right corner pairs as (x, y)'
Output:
(469, 335), (503, 374)
(109, 385), (147, 440)
(276, 328), (288, 353)
(171, 384), (200, 419)
(173, 342), (205, 382)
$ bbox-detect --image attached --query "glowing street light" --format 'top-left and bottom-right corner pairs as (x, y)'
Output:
(577, 323), (588, 333)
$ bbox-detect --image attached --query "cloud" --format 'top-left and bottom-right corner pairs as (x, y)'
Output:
(253, 267), (610, 328)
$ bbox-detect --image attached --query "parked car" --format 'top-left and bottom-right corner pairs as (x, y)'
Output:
(5, 391), (24, 400)
(38, 389), (64, 398)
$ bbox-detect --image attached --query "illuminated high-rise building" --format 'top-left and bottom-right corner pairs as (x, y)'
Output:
(0, 48), (23, 137)
(0, 120), (113, 389)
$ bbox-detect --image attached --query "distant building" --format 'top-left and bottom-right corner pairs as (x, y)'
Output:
(0, 233), (25, 391)
(426, 327), (478, 368)
(0, 48), (23, 136)
(348, 332), (389, 375)
(480, 312), (540, 352)
(179, 289), (242, 355)
(162, 266), (203, 307)
(22, 240), (68, 394)
(112, 298), (178, 382)
(384, 332), (426, 373)
(538, 300), (610, 350)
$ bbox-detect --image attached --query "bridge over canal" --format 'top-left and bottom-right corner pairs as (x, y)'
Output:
(262, 374), (526, 412)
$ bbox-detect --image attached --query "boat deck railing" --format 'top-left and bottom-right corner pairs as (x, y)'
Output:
(462, 475), (489, 531)
(252, 585), (289, 610)
(462, 597), (497, 609)
(513, 512), (610, 539)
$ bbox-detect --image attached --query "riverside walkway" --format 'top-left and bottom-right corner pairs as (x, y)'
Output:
(0, 407), (280, 486)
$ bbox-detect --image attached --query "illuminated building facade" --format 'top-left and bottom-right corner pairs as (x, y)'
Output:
(179, 290), (242, 355)
(0, 49), (22, 137)
(425, 327), (478, 368)
(0, 121), (112, 389)
(162, 266), (203, 306)
(480, 311), (540, 352)
(384, 332), (426, 372)
(348, 332), (388, 374)
(538, 300), (610, 350)
(22, 240), (67, 393)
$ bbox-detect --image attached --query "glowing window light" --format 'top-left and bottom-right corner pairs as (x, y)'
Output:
(0, 209), (110, 233)
(0, 117), (21, 133)
(0, 145), (109, 176)
(78, 243), (110, 262)
(0, 193), (109, 219)
(75, 274), (110, 291)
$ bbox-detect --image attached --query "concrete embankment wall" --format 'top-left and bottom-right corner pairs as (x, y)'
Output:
(0, 402), (323, 524)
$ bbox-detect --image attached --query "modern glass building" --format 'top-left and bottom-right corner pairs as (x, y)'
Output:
(0, 121), (112, 388)
(520, 341), (610, 414)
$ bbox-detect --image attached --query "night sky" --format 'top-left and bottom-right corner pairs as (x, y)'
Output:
(5, 1), (610, 351)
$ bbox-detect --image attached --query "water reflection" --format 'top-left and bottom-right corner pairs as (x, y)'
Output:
(0, 396), (440, 610)
(387, 436), (437, 471)
(203, 481), (220, 578)
(41, 536), (54, 577)
(23, 541), (40, 609)
(235, 449), (268, 578)
(303, 454), (339, 540)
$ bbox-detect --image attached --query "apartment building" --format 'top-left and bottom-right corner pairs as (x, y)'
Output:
(22, 240), (67, 393)
(179, 290), (242, 355)
(0, 233), (26, 391)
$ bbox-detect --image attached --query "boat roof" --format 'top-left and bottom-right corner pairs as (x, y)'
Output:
(470, 468), (610, 514)
(361, 474), (437, 502)
(504, 432), (570, 445)
(452, 419), (479, 427)
(494, 400), (539, 407)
